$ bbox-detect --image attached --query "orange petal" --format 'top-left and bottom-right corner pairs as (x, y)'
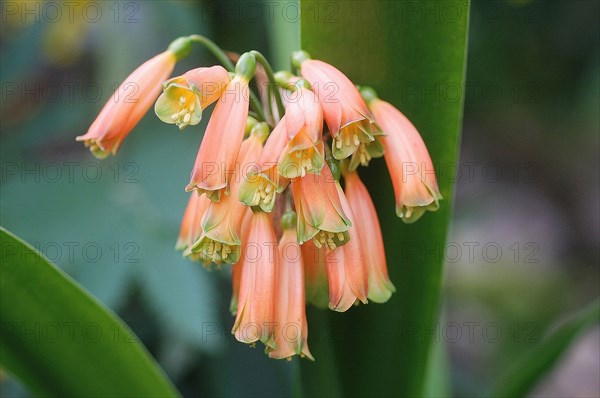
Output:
(344, 172), (395, 303)
(268, 229), (314, 360)
(370, 99), (442, 223)
(232, 211), (278, 348)
(187, 77), (250, 199)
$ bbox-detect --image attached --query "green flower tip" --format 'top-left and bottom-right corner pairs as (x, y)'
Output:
(291, 50), (311, 70)
(281, 211), (297, 230)
(168, 36), (193, 61)
(328, 160), (341, 181)
(274, 70), (295, 89)
(325, 149), (341, 181)
(295, 78), (312, 90)
(250, 122), (270, 144)
(235, 52), (257, 81)
(358, 86), (379, 104)
(245, 116), (258, 135)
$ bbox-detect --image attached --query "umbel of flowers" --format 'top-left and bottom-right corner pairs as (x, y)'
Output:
(77, 35), (442, 360)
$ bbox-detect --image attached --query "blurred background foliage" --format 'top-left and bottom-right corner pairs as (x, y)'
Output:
(0, 0), (598, 397)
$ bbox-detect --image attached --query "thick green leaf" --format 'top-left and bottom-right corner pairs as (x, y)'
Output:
(0, 227), (179, 397)
(423, 316), (452, 398)
(300, 1), (469, 396)
(489, 299), (600, 398)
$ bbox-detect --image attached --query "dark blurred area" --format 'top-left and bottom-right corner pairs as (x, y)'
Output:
(447, 0), (599, 396)
(0, 0), (598, 397)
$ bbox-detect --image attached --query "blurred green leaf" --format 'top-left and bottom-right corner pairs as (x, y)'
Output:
(0, 227), (179, 397)
(489, 299), (600, 398)
(300, 0), (469, 396)
(266, 0), (300, 71)
(423, 316), (452, 398)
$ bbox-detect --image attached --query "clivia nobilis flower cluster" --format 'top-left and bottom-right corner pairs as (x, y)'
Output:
(76, 35), (442, 360)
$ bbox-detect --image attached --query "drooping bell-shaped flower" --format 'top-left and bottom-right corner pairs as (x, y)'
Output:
(302, 239), (329, 309)
(267, 212), (314, 360)
(175, 191), (211, 263)
(230, 208), (253, 315)
(77, 50), (177, 158)
(291, 164), (351, 247)
(325, 181), (369, 312)
(230, 260), (242, 315)
(191, 122), (266, 265)
(362, 87), (442, 223)
(155, 65), (231, 130)
(293, 51), (382, 169)
(344, 170), (396, 303)
(232, 210), (278, 349)
(238, 121), (286, 212)
(186, 53), (257, 202)
(276, 86), (324, 179)
(238, 85), (324, 211)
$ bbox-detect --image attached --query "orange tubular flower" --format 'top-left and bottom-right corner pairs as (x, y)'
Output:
(276, 86), (324, 179)
(232, 210), (278, 349)
(294, 52), (382, 169)
(325, 182), (369, 312)
(185, 76), (250, 201)
(77, 51), (176, 158)
(186, 53), (257, 202)
(191, 123), (266, 266)
(239, 86), (324, 211)
(231, 260), (242, 315)
(344, 171), (396, 303)
(238, 121), (286, 212)
(302, 239), (329, 309)
(291, 164), (351, 247)
(230, 208), (253, 315)
(175, 192), (211, 262)
(155, 66), (231, 130)
(268, 212), (314, 360)
(363, 88), (442, 223)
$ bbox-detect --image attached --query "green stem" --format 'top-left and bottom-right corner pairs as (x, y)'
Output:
(188, 35), (266, 122)
(189, 35), (235, 70)
(250, 50), (286, 121)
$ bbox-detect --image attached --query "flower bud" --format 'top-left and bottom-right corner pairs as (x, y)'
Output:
(291, 50), (311, 70)
(235, 52), (257, 82)
(167, 36), (193, 61)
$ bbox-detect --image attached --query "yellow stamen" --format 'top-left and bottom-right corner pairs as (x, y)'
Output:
(335, 136), (343, 149)
(357, 143), (372, 166)
(170, 93), (199, 130)
(293, 149), (316, 176)
(255, 177), (277, 207)
(222, 245), (229, 260)
(314, 230), (341, 251)
(198, 238), (237, 265)
(344, 134), (351, 146)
